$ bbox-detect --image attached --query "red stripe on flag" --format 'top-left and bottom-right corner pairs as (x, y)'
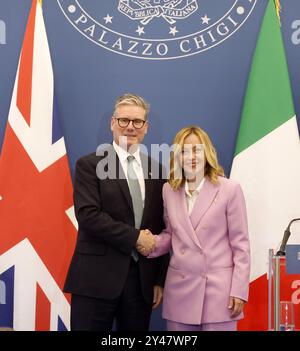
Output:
(17, 0), (37, 126)
(238, 275), (268, 331)
(35, 284), (51, 331)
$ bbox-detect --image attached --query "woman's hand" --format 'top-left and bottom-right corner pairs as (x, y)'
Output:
(228, 296), (245, 318)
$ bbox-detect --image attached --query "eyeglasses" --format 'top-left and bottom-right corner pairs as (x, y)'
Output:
(114, 117), (146, 129)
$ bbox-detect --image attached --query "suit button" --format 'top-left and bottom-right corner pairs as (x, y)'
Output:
(181, 249), (185, 255)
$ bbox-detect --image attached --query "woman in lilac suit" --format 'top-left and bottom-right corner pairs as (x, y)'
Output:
(141, 126), (250, 331)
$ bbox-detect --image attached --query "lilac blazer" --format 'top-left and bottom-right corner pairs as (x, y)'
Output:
(149, 176), (250, 325)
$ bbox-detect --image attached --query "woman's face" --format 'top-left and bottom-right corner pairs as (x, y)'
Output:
(179, 133), (206, 180)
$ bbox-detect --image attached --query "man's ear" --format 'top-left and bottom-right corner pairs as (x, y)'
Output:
(110, 116), (114, 131)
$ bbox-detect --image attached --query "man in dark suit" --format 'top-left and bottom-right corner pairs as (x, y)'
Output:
(64, 93), (169, 331)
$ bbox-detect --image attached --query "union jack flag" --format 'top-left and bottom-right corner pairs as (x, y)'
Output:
(0, 0), (77, 330)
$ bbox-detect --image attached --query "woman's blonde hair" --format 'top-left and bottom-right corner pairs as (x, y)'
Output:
(169, 125), (224, 191)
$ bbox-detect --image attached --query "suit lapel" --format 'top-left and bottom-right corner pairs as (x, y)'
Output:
(176, 179), (219, 249)
(112, 149), (134, 213)
(190, 178), (220, 231)
(177, 186), (203, 249)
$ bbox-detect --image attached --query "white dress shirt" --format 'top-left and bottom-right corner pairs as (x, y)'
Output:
(184, 177), (205, 215)
(113, 141), (145, 205)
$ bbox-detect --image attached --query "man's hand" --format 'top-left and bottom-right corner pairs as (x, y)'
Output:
(136, 229), (155, 256)
(152, 285), (163, 309)
(228, 296), (245, 318)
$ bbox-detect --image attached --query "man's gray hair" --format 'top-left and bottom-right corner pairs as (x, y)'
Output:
(113, 93), (150, 120)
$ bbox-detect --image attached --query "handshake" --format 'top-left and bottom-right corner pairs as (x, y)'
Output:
(136, 229), (156, 256)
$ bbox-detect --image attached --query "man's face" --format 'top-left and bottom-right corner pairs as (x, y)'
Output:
(111, 104), (148, 150)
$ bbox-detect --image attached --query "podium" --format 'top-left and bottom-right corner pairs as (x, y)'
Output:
(268, 247), (300, 331)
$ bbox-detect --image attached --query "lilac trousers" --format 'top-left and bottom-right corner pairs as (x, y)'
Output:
(167, 320), (237, 331)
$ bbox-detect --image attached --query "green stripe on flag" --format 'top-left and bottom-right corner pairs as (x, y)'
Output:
(235, 0), (295, 156)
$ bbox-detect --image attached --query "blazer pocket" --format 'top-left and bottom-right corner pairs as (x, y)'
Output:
(210, 265), (233, 273)
(77, 242), (107, 256)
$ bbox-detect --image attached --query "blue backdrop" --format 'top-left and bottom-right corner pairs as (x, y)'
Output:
(1, 0), (300, 330)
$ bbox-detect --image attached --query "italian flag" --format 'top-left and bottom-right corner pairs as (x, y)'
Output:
(230, 0), (300, 330)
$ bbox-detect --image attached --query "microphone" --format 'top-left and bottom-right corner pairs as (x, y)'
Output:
(276, 218), (300, 256)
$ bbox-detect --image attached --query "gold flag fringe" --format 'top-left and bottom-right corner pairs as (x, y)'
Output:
(274, 0), (281, 24)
